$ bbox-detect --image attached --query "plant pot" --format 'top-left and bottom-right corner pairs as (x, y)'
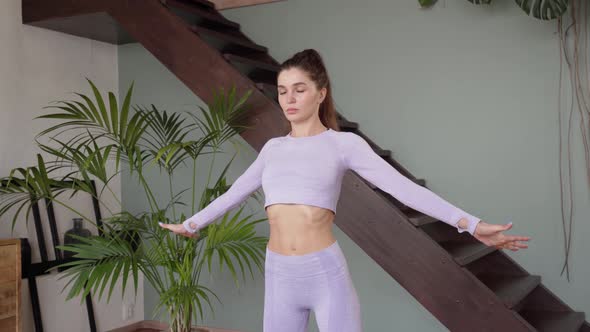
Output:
(107, 320), (243, 332)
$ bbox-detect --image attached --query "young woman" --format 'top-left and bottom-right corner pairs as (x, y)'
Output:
(159, 49), (530, 332)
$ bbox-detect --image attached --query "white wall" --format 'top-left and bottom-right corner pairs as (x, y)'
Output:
(0, 1), (143, 331)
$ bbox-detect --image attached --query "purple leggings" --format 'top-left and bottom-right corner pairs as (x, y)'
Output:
(263, 240), (363, 332)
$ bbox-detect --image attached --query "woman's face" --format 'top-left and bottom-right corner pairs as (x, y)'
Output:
(277, 67), (326, 123)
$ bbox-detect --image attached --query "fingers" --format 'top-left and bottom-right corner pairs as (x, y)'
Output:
(158, 222), (200, 238)
(496, 239), (529, 251)
(158, 222), (172, 230)
(503, 234), (531, 241)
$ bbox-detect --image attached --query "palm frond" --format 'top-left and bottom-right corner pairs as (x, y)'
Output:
(200, 205), (267, 288)
(187, 85), (253, 150)
(54, 233), (143, 304)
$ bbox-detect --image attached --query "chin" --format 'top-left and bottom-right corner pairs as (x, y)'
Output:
(284, 112), (302, 119)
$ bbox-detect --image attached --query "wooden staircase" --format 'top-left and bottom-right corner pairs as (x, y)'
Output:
(21, 0), (589, 331)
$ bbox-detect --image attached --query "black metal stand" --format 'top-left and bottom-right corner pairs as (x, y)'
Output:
(21, 180), (103, 332)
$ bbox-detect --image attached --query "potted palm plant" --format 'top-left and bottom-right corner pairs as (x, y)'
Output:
(0, 79), (268, 332)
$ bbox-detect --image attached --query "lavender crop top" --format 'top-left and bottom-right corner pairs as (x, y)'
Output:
(182, 128), (481, 235)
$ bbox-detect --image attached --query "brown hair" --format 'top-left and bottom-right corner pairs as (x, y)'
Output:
(278, 49), (340, 132)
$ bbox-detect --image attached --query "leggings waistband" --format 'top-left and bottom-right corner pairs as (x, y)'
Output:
(265, 240), (347, 278)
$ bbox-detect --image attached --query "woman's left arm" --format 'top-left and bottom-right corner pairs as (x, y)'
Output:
(341, 132), (530, 250)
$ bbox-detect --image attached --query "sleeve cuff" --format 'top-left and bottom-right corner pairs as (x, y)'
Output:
(451, 211), (481, 236)
(182, 219), (199, 233)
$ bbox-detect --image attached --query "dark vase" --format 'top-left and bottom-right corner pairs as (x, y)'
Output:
(63, 218), (92, 260)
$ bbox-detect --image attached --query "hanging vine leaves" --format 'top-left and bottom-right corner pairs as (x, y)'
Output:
(418, 0), (438, 8)
(515, 0), (569, 20)
(467, 0), (493, 4)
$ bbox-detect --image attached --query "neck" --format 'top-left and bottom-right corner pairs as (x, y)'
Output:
(288, 124), (328, 138)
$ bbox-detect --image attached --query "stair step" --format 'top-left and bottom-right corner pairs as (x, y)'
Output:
(190, 25), (267, 53)
(375, 148), (391, 158)
(223, 53), (280, 73)
(164, 0), (240, 29)
(187, 0), (216, 9)
(406, 210), (438, 227)
(512, 311), (538, 331)
(479, 274), (541, 309)
(255, 82), (277, 98)
(370, 177), (427, 213)
(519, 310), (585, 332)
(439, 241), (496, 266)
(338, 119), (358, 130)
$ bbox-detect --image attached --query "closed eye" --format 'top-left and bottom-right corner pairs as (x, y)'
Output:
(278, 90), (305, 95)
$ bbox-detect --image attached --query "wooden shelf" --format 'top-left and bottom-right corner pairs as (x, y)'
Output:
(0, 239), (20, 332)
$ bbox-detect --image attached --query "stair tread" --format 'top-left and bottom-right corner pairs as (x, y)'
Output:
(255, 82), (278, 99)
(519, 310), (585, 332)
(440, 241), (496, 266)
(223, 53), (280, 72)
(479, 274), (540, 309)
(191, 25), (267, 52)
(187, 0), (215, 9)
(166, 0), (240, 28)
(375, 148), (391, 157)
(255, 82), (276, 90)
(338, 119), (358, 130)
(406, 210), (438, 227)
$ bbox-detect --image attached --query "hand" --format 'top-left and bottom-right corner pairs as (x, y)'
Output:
(473, 221), (530, 251)
(158, 222), (200, 239)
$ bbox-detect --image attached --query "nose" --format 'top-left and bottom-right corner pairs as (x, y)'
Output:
(287, 92), (296, 103)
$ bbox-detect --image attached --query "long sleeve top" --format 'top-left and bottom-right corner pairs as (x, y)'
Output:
(182, 128), (481, 235)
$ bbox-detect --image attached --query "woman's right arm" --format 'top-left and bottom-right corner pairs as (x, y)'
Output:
(181, 139), (272, 234)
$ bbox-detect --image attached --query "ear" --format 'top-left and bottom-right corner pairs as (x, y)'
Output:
(319, 87), (327, 103)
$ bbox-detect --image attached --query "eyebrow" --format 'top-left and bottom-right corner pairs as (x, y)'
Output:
(277, 82), (307, 89)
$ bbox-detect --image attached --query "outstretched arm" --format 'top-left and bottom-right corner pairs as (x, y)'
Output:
(180, 140), (272, 234)
(178, 139), (272, 234)
(342, 132), (481, 235)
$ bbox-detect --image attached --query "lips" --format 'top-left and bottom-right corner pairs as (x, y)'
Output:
(287, 108), (298, 113)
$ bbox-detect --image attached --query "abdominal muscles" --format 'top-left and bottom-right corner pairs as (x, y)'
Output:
(265, 204), (336, 255)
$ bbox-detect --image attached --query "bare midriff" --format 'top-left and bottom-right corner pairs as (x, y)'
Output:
(265, 203), (336, 256)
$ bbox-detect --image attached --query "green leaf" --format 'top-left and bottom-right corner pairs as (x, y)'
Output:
(514, 0), (569, 20)
(418, 0), (438, 8)
(87, 78), (111, 132)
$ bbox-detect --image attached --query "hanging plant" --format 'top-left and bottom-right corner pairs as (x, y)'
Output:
(555, 0), (589, 282)
(418, 0), (570, 20)
(515, 0), (569, 20)
(418, 0), (438, 8)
